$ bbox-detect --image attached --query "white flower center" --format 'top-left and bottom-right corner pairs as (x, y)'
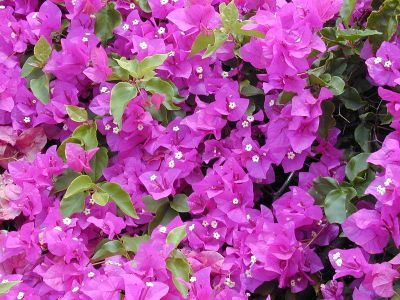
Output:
(189, 276), (197, 282)
(63, 218), (72, 225)
(287, 151), (296, 160)
(174, 151), (183, 160)
(146, 282), (154, 287)
(210, 220), (218, 228)
(252, 155), (260, 163)
(228, 102), (236, 109)
(87, 272), (95, 278)
(129, 3), (136, 9)
(376, 185), (386, 195)
(374, 57), (382, 64)
(105, 124), (111, 131)
(160, 0), (168, 4)
(159, 226), (167, 233)
(221, 71), (229, 78)
(384, 178), (392, 186)
(157, 27), (165, 35)
(384, 60), (392, 68)
(224, 278), (235, 288)
(132, 19), (139, 25)
(202, 221), (209, 227)
(72, 287), (79, 293)
(332, 252), (341, 260)
(232, 198), (239, 205)
(137, 124), (144, 131)
(189, 224), (195, 231)
(269, 100), (275, 107)
(168, 160), (175, 168)
(247, 115), (254, 122)
(84, 208), (91, 215)
(150, 174), (157, 181)
(250, 255), (257, 264)
(112, 127), (120, 134)
(196, 66), (203, 74)
(213, 232), (220, 239)
(245, 144), (253, 152)
(82, 37), (88, 42)
(242, 120), (249, 128)
(139, 41), (148, 50)
(335, 258), (343, 267)
(172, 126), (180, 132)
(122, 23), (130, 31)
(23, 116), (31, 123)
(245, 269), (252, 278)
(17, 292), (25, 300)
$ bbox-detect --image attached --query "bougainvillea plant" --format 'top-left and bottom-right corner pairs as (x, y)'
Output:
(1, 0), (400, 299)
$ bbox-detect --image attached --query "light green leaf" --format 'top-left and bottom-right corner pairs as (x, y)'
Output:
(144, 78), (179, 110)
(166, 225), (187, 248)
(92, 240), (126, 262)
(0, 280), (22, 296)
(220, 1), (239, 30)
(121, 235), (150, 253)
(346, 153), (370, 182)
(92, 191), (110, 206)
(170, 194), (189, 213)
(190, 32), (215, 57)
(202, 30), (229, 58)
(65, 105), (88, 122)
(60, 192), (86, 217)
(64, 175), (94, 199)
(52, 169), (81, 193)
(340, 0), (357, 27)
(30, 72), (50, 104)
(114, 57), (139, 78)
(88, 147), (108, 181)
(21, 56), (40, 78)
(72, 124), (98, 150)
(97, 182), (138, 219)
(324, 187), (357, 224)
(233, 22), (265, 38)
(110, 82), (138, 128)
(108, 57), (130, 81)
(138, 54), (168, 78)
(166, 255), (191, 298)
(34, 36), (52, 63)
(95, 3), (122, 43)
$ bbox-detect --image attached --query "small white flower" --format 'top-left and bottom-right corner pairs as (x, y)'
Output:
(384, 60), (392, 68)
(157, 27), (166, 35)
(168, 51), (175, 57)
(287, 151), (296, 160)
(384, 178), (393, 186)
(23, 116), (31, 124)
(202, 220), (209, 227)
(221, 71), (229, 78)
(228, 102), (236, 109)
(32, 99), (37, 104)
(269, 100), (275, 107)
(196, 66), (203, 74)
(84, 208), (91, 215)
(1, 279), (9, 283)
(100, 86), (109, 93)
(172, 126), (180, 132)
(210, 220), (218, 228)
(122, 23), (130, 31)
(129, 3), (136, 9)
(245, 144), (253, 152)
(376, 184), (386, 195)
(82, 37), (89, 42)
(180, 31), (185, 35)
(160, 0), (168, 4)
(252, 155), (260, 163)
(245, 269), (252, 278)
(174, 151), (183, 160)
(159, 226), (167, 233)
(105, 124), (111, 131)
(71, 0), (77, 5)
(241, 120), (249, 128)
(137, 123), (144, 131)
(250, 255), (257, 265)
(246, 214), (251, 220)
(139, 41), (148, 50)
(53, 226), (62, 231)
(32, 12), (38, 19)
(213, 232), (220, 239)
(112, 127), (120, 134)
(146, 282), (154, 287)
(89, 197), (95, 204)
(150, 174), (157, 181)
(232, 198), (239, 205)
(63, 218), (72, 225)
(72, 287), (79, 293)
(87, 272), (95, 278)
(189, 224), (195, 231)
(335, 258), (343, 267)
(17, 292), (25, 300)
(132, 19), (139, 25)
(224, 278), (235, 288)
(168, 160), (175, 168)
(189, 276), (197, 282)
(247, 115), (254, 122)
(374, 57), (382, 64)
(332, 252), (341, 260)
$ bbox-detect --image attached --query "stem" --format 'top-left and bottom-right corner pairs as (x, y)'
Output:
(273, 172), (295, 199)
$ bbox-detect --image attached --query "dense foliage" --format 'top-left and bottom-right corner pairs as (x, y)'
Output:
(1, 0), (400, 299)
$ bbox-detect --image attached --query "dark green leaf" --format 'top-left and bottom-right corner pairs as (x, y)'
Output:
(92, 240), (126, 262)
(355, 123), (371, 152)
(52, 170), (80, 193)
(57, 138), (81, 160)
(328, 76), (345, 96)
(277, 91), (296, 105)
(89, 147), (108, 181)
(309, 176), (339, 205)
(65, 105), (88, 122)
(340, 0), (357, 27)
(166, 225), (187, 248)
(64, 175), (93, 199)
(148, 202), (178, 233)
(34, 36), (52, 63)
(97, 182), (138, 219)
(337, 28), (382, 41)
(110, 82), (138, 128)
(121, 235), (150, 253)
(138, 0), (152, 13)
(30, 72), (50, 104)
(339, 87), (367, 110)
(318, 100), (336, 139)
(346, 153), (370, 182)
(142, 195), (168, 213)
(170, 194), (189, 213)
(324, 187), (357, 224)
(240, 80), (263, 96)
(60, 192), (86, 217)
(95, 3), (122, 43)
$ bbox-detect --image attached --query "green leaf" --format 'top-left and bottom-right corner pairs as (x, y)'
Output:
(21, 56), (40, 78)
(170, 194), (189, 213)
(52, 170), (81, 193)
(190, 32), (215, 57)
(367, 0), (400, 49)
(277, 91), (296, 105)
(65, 105), (88, 122)
(88, 147), (108, 181)
(346, 153), (370, 182)
(92, 240), (126, 262)
(34, 36), (52, 63)
(95, 3), (122, 43)
(138, 0), (152, 13)
(324, 187), (357, 224)
(144, 78), (179, 110)
(166, 255), (191, 298)
(121, 235), (150, 253)
(355, 123), (371, 152)
(220, 1), (239, 30)
(232, 22), (265, 38)
(114, 57), (139, 78)
(108, 56), (130, 81)
(148, 202), (178, 233)
(30, 72), (50, 104)
(240, 80), (263, 96)
(309, 176), (340, 205)
(72, 124), (98, 150)
(110, 82), (138, 128)
(337, 28), (382, 41)
(138, 53), (168, 78)
(318, 100), (336, 139)
(166, 225), (187, 248)
(97, 182), (138, 219)
(64, 175), (94, 199)
(92, 191), (110, 206)
(60, 192), (86, 217)
(142, 195), (168, 213)
(340, 0), (357, 27)
(339, 87), (367, 110)
(327, 76), (345, 96)
(202, 30), (229, 59)
(0, 280), (22, 296)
